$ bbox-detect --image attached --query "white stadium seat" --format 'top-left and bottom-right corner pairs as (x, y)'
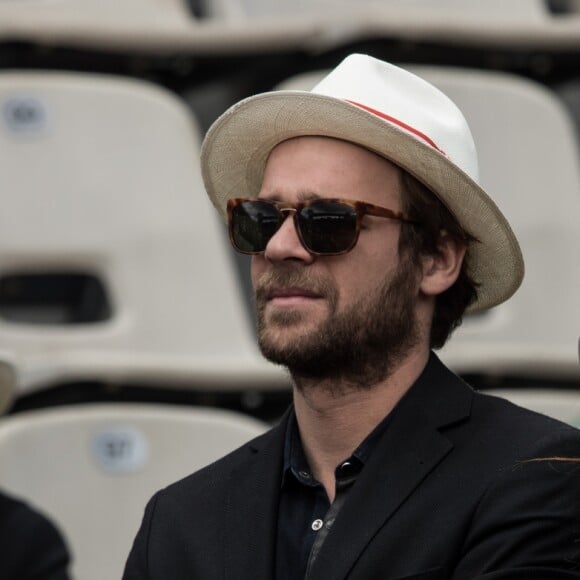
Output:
(0, 71), (289, 396)
(0, 403), (268, 580)
(0, 0), (579, 54)
(408, 66), (580, 380)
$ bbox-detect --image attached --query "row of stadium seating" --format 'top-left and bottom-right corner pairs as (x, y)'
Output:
(1, 0), (580, 54)
(0, 64), (578, 578)
(0, 2), (580, 576)
(0, 64), (577, 399)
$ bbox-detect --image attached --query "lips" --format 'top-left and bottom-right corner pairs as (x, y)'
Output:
(267, 287), (322, 301)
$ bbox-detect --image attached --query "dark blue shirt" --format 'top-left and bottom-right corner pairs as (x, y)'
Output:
(275, 409), (394, 579)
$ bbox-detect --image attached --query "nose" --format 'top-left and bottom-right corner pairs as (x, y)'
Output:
(263, 212), (314, 263)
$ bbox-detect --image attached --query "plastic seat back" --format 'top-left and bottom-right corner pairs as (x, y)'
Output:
(0, 71), (288, 396)
(0, 403), (268, 580)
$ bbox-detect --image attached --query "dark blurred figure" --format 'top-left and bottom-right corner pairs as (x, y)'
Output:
(0, 489), (71, 580)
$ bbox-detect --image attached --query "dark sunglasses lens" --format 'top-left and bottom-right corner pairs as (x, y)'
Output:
(299, 202), (358, 254)
(230, 201), (281, 253)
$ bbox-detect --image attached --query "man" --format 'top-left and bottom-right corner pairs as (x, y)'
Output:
(124, 54), (580, 579)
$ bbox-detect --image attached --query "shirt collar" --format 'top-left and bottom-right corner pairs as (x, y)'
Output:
(281, 354), (436, 488)
(281, 397), (394, 489)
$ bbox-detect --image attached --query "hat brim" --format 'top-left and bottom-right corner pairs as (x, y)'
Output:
(201, 91), (524, 313)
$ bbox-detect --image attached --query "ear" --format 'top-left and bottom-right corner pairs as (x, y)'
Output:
(419, 232), (467, 298)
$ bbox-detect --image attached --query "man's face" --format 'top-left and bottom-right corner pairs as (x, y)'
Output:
(251, 136), (422, 388)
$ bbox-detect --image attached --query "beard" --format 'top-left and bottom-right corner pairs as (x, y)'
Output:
(254, 256), (420, 392)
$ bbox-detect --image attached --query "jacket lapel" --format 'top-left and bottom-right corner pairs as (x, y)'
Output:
(308, 354), (473, 579)
(223, 409), (290, 580)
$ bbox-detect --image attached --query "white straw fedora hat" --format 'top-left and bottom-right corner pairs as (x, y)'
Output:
(201, 53), (524, 313)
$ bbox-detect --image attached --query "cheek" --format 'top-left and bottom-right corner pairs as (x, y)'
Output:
(350, 245), (396, 281)
(328, 264), (372, 308)
(337, 253), (399, 304)
(250, 256), (266, 287)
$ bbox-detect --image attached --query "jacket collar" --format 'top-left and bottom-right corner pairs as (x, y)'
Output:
(308, 352), (473, 579)
(223, 353), (473, 580)
(222, 407), (289, 580)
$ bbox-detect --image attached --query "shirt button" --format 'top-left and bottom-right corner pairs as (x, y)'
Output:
(338, 460), (357, 477)
(311, 519), (324, 531)
(298, 470), (311, 480)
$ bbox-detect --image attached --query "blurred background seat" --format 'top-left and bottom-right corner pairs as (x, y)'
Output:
(407, 65), (580, 383)
(0, 0), (195, 50)
(0, 0), (320, 55)
(0, 6), (577, 580)
(275, 65), (580, 385)
(0, 71), (289, 404)
(0, 402), (268, 580)
(556, 77), (580, 147)
(2, 0), (580, 57)
(0, 355), (16, 416)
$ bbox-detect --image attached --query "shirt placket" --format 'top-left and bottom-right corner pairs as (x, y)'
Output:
(304, 459), (362, 579)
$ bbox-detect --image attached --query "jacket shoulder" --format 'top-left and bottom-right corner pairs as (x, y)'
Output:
(469, 389), (580, 457)
(158, 422), (280, 501)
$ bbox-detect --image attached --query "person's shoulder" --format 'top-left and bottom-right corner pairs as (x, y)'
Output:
(471, 389), (580, 455)
(0, 490), (61, 540)
(134, 424), (281, 527)
(0, 490), (32, 530)
(0, 489), (71, 579)
(472, 388), (574, 427)
(156, 422), (280, 501)
(0, 488), (25, 516)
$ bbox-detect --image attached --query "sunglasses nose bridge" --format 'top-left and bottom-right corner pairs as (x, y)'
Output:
(276, 206), (300, 234)
(278, 206), (297, 218)
(263, 205), (312, 258)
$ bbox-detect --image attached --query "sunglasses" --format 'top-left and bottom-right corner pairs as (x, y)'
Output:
(227, 197), (418, 256)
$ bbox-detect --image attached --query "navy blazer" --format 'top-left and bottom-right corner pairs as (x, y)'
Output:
(124, 355), (580, 579)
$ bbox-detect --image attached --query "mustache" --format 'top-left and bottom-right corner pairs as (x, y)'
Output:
(254, 266), (332, 302)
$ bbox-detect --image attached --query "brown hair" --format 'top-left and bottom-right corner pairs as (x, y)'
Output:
(398, 171), (479, 349)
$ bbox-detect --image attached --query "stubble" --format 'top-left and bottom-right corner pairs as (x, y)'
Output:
(254, 258), (421, 392)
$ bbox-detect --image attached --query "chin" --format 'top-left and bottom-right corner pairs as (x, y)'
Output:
(265, 308), (323, 331)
